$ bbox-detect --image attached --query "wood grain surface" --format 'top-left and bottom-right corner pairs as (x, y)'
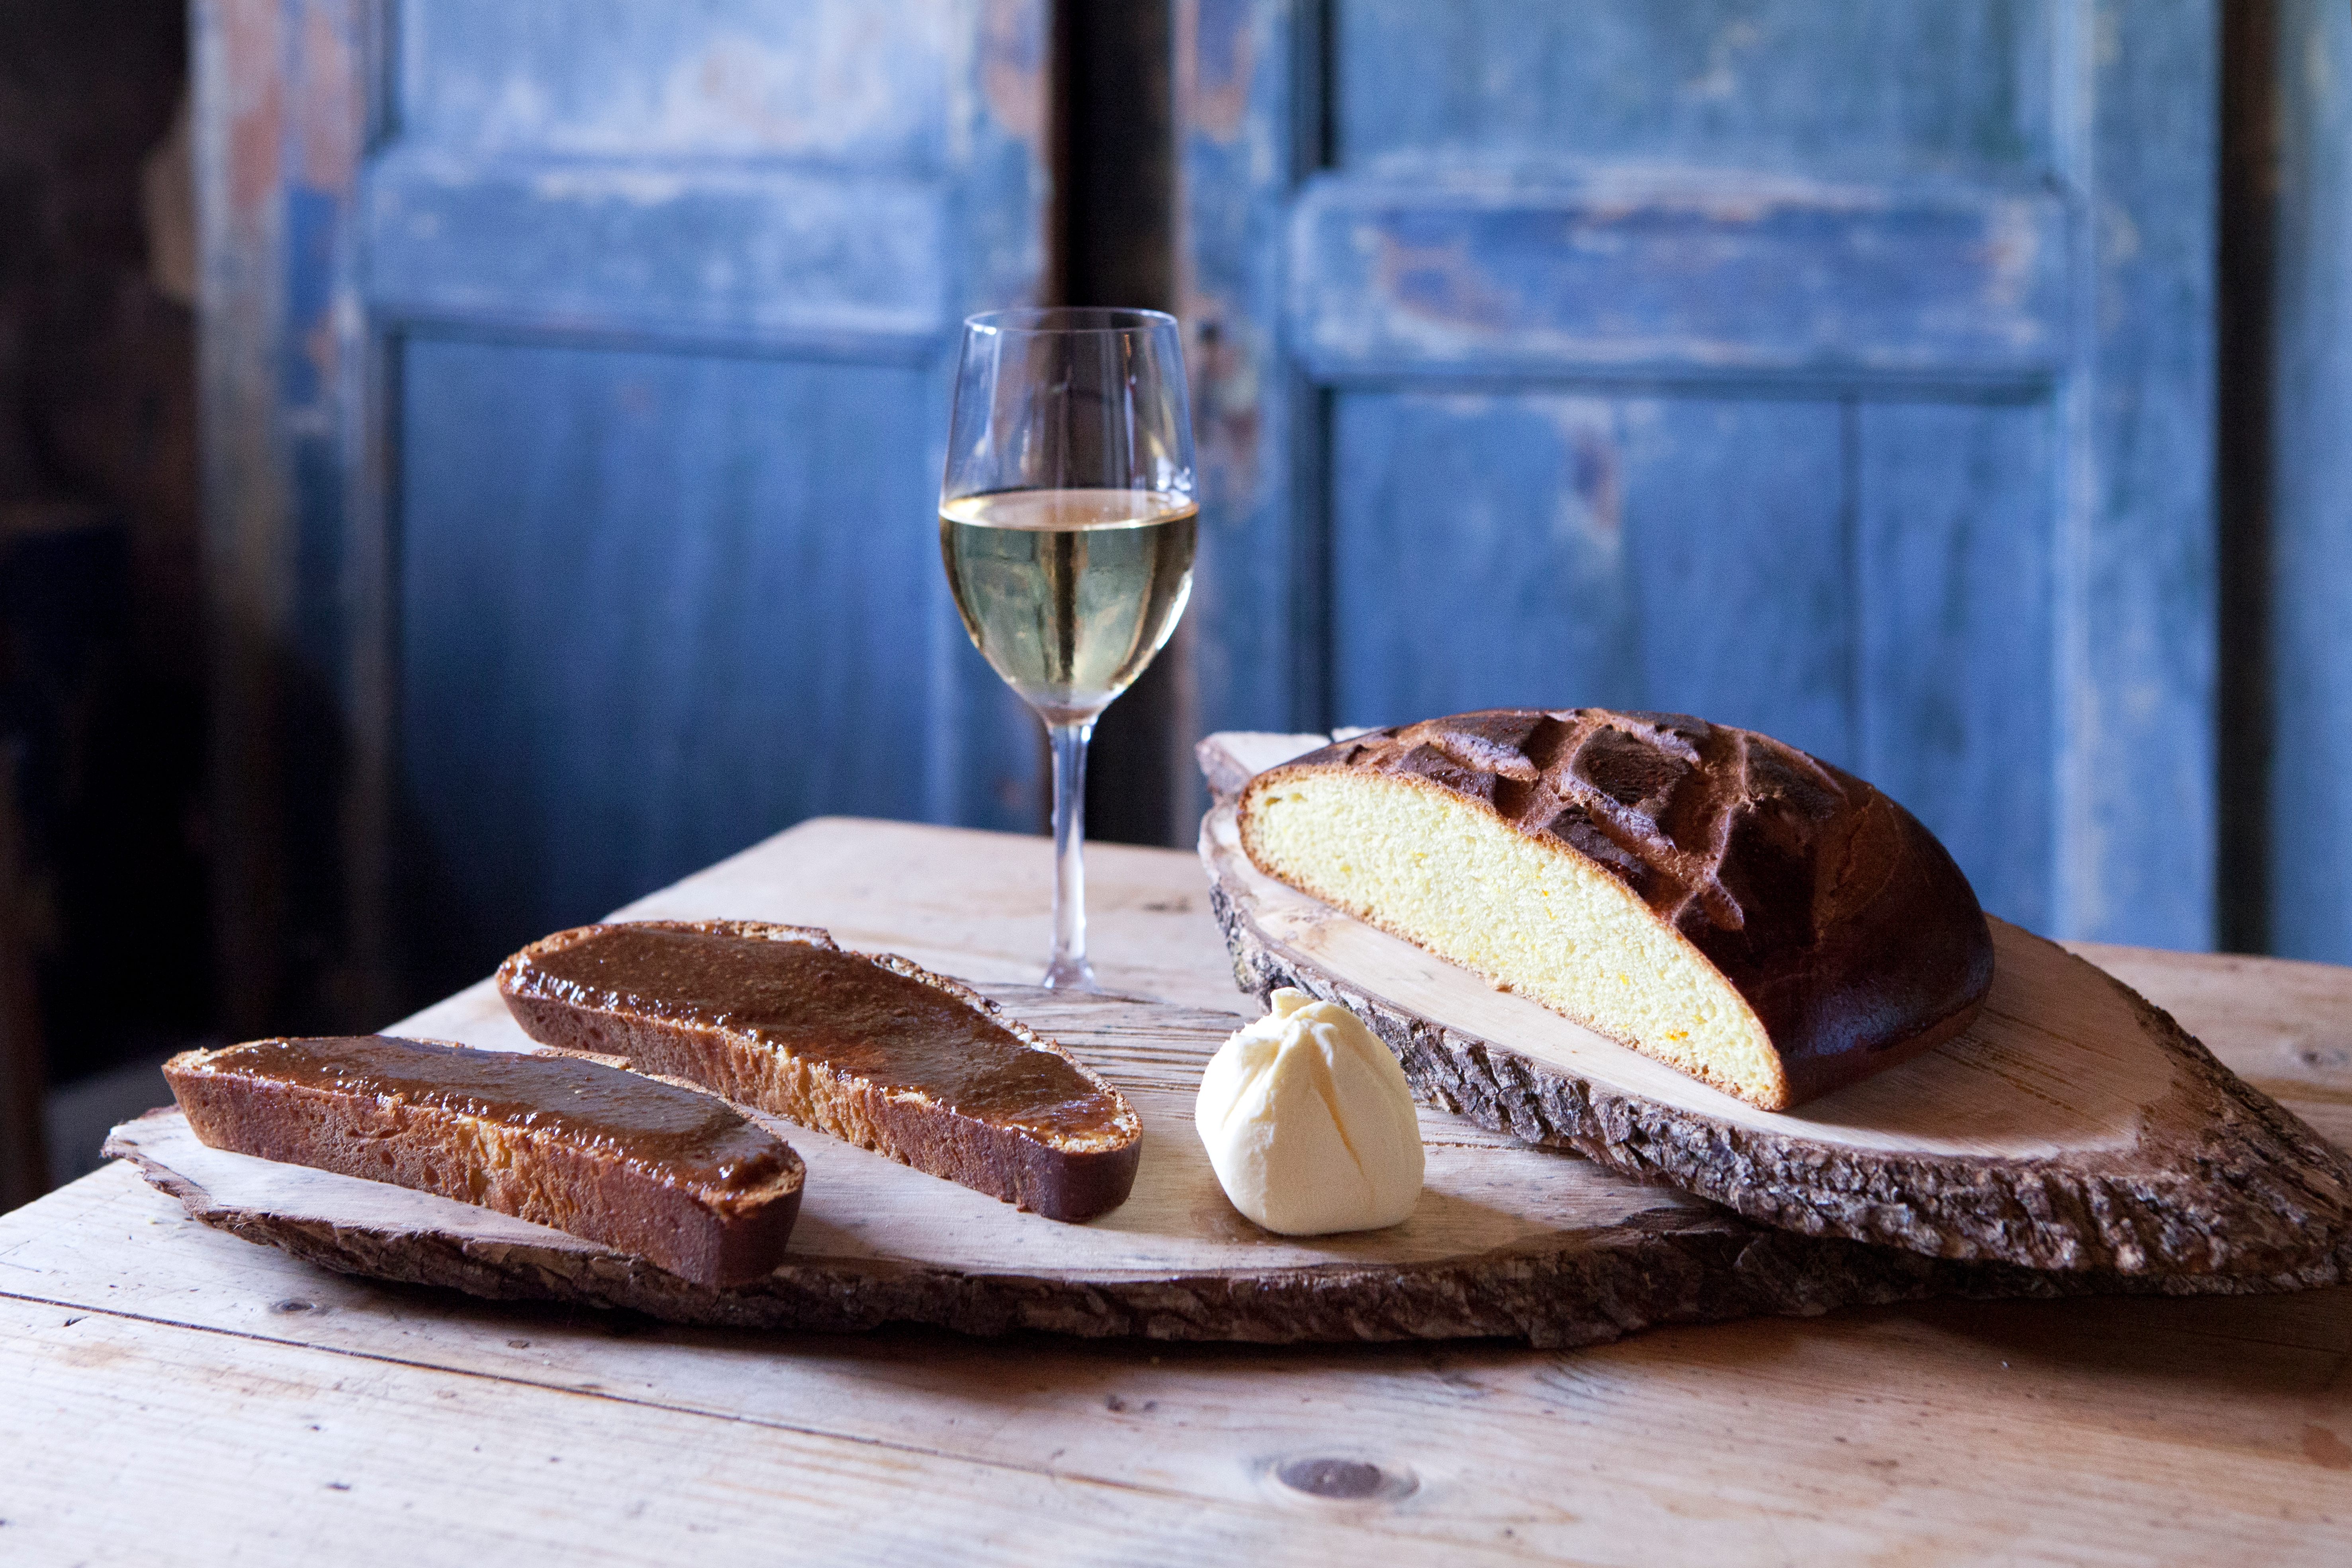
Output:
(6, 816), (2351, 1564)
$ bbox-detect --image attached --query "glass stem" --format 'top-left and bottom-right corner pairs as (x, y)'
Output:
(1043, 718), (1100, 991)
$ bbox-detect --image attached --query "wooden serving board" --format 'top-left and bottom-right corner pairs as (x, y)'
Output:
(96, 977), (2243, 1348)
(1200, 732), (2352, 1284)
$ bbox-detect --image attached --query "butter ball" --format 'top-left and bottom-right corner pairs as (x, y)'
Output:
(1194, 988), (1425, 1235)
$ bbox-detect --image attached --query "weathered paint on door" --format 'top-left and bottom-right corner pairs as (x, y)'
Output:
(1179, 0), (2217, 948)
(198, 0), (1052, 1010)
(2268, 0), (2352, 962)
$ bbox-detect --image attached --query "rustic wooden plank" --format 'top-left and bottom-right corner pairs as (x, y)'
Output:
(7, 1165), (2351, 1562)
(103, 933), (2346, 1341)
(1855, 397), (2057, 931)
(8, 820), (2352, 1558)
(2266, 0), (2352, 961)
(130, 917), (2272, 1345)
(0, 1296), (1473, 1567)
(1289, 174), (2068, 383)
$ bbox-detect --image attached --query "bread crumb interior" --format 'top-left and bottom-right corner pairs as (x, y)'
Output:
(1241, 772), (1787, 1107)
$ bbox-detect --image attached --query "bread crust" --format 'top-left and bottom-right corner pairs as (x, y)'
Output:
(1239, 709), (1994, 1108)
(497, 920), (1143, 1222)
(164, 1036), (805, 1288)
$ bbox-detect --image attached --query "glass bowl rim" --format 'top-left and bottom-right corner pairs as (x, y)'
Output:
(963, 306), (1178, 336)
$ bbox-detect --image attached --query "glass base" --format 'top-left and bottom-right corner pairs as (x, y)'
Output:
(1041, 954), (1102, 992)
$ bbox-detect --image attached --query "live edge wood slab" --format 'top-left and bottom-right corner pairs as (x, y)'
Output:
(103, 985), (2004, 1349)
(1201, 733), (2352, 1286)
(109, 914), (2352, 1344)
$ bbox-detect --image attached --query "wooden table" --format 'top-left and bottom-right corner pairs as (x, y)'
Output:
(6, 817), (2352, 1563)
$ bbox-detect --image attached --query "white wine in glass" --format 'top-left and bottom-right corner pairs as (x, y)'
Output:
(939, 310), (1196, 991)
(939, 488), (1197, 723)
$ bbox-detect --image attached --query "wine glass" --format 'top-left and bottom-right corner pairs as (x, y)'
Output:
(939, 308), (1197, 991)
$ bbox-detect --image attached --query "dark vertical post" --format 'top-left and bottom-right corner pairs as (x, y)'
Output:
(0, 768), (47, 1209)
(2217, 0), (2276, 953)
(1059, 0), (1187, 847)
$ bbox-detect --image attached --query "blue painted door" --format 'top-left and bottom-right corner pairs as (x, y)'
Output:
(1180, 0), (2217, 947)
(2267, 0), (2352, 962)
(342, 2), (1051, 985)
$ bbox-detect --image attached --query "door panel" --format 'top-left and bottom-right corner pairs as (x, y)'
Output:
(1335, 0), (2050, 170)
(198, 0), (1052, 1018)
(1331, 394), (1853, 763)
(1616, 400), (1854, 763)
(1289, 176), (2069, 383)
(364, 150), (953, 352)
(398, 337), (941, 972)
(1329, 393), (1638, 727)
(372, 1), (1049, 987)
(1181, 0), (2214, 945)
(1856, 399), (2055, 932)
(400, 0), (959, 164)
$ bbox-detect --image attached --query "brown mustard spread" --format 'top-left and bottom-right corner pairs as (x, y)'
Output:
(196, 1035), (791, 1189)
(511, 927), (1122, 1140)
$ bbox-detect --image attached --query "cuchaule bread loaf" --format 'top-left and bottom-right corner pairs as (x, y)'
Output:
(1236, 709), (1994, 1110)
(164, 1034), (806, 1287)
(498, 919), (1143, 1221)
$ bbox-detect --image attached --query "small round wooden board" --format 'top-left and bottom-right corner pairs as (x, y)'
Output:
(1198, 732), (2352, 1283)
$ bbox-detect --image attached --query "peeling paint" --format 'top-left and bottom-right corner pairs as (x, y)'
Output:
(1180, 0), (2215, 940)
(648, 20), (910, 157)
(1372, 231), (1516, 334)
(1294, 178), (2069, 379)
(224, 0), (284, 217)
(528, 168), (690, 205)
(1563, 415), (1622, 554)
(2094, 6), (2123, 70)
(1188, 303), (1261, 510)
(402, 1), (953, 164)
(979, 0), (1045, 148)
(1180, 0), (1252, 146)
(295, 0), (360, 193)
(1679, 19), (1761, 102)
(302, 311), (337, 405)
